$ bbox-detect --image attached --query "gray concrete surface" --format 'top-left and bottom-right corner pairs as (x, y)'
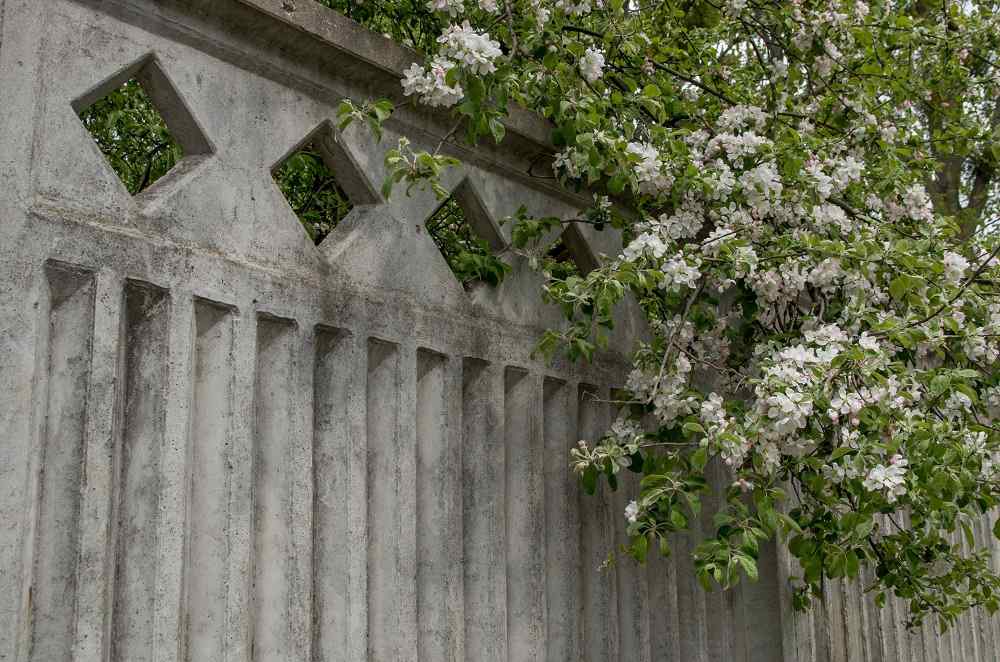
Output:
(2, 1), (974, 660)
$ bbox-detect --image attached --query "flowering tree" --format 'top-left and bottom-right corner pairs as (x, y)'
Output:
(330, 0), (1000, 628)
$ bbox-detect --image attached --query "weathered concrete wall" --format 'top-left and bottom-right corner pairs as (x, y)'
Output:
(5, 1), (981, 661)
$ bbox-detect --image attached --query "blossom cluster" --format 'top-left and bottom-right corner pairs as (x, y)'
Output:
(401, 22), (501, 107)
(381, 0), (1000, 621)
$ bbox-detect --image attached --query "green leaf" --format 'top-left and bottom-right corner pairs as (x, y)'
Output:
(889, 274), (922, 301)
(737, 554), (759, 581)
(669, 508), (688, 529)
(691, 446), (708, 471)
(962, 520), (975, 548)
(489, 118), (506, 144)
(582, 465), (598, 495)
(830, 446), (856, 461)
(683, 421), (706, 436)
(854, 518), (875, 541)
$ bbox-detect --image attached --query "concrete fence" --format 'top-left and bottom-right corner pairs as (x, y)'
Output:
(1, 1), (996, 660)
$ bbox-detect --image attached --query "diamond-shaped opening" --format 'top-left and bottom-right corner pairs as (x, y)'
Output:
(544, 235), (582, 280)
(544, 223), (599, 277)
(272, 122), (379, 246)
(427, 181), (509, 289)
(73, 55), (212, 196)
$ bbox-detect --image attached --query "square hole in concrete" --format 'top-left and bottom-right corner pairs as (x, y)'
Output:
(546, 223), (599, 277)
(273, 142), (355, 245)
(272, 122), (378, 246)
(73, 56), (212, 196)
(426, 193), (510, 288)
(544, 234), (582, 279)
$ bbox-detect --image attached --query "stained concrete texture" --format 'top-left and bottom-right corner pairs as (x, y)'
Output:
(3, 1), (979, 662)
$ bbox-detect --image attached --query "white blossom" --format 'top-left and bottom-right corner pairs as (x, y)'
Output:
(580, 47), (606, 83)
(438, 22), (503, 75)
(863, 454), (908, 502)
(624, 500), (640, 523)
(426, 0), (464, 16)
(943, 251), (970, 285)
(401, 58), (464, 107)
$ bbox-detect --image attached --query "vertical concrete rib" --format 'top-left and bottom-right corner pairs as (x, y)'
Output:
(155, 293), (197, 662)
(842, 577), (866, 662)
(990, 512), (1000, 660)
(976, 518), (997, 660)
(745, 540), (786, 662)
(543, 378), (582, 662)
(919, 606), (939, 662)
(73, 271), (125, 662)
(877, 518), (901, 662)
(252, 316), (311, 662)
(774, 521), (808, 662)
(366, 340), (417, 662)
(28, 264), (95, 662)
(675, 511), (708, 662)
(859, 567), (885, 662)
(110, 281), (170, 662)
(313, 328), (367, 662)
(227, 306), (257, 662)
(615, 469), (651, 662)
(822, 578), (847, 662)
(578, 385), (619, 662)
(504, 369), (546, 662)
(462, 359), (507, 662)
(184, 300), (236, 662)
(702, 461), (733, 662)
(730, 577), (749, 662)
(416, 349), (463, 662)
(647, 533), (681, 661)
(957, 525), (978, 662)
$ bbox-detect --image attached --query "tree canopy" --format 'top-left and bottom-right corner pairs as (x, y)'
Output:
(335, 0), (1000, 629)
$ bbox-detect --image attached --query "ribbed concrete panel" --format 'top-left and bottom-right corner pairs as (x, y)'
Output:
(6, 1), (997, 660)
